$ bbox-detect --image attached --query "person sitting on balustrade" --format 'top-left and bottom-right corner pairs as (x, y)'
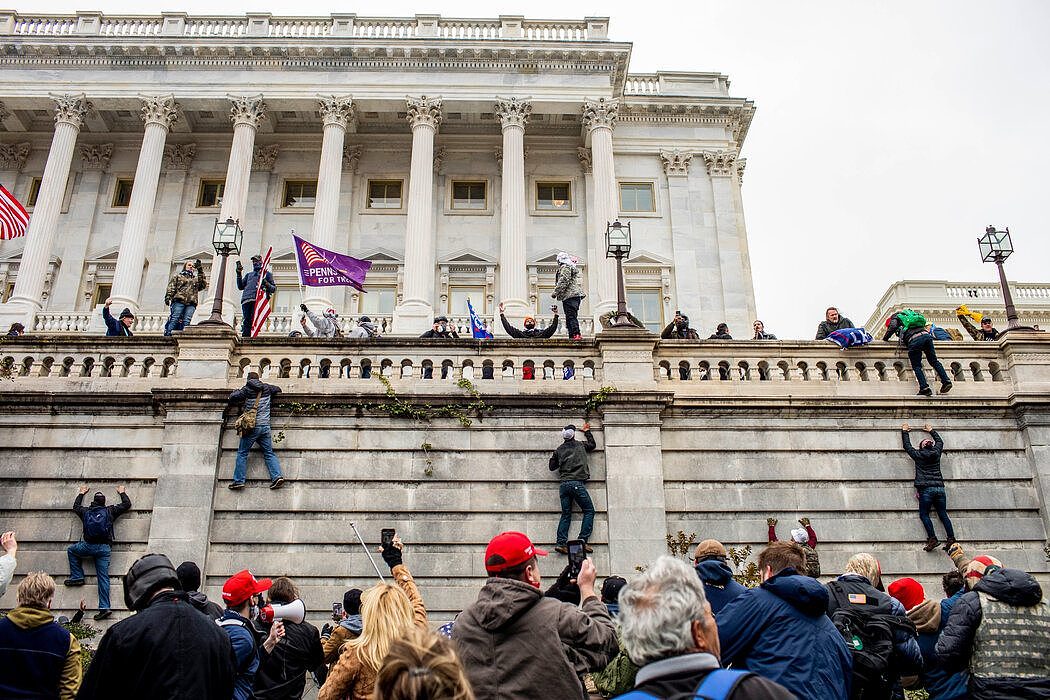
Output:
(498, 302), (559, 339)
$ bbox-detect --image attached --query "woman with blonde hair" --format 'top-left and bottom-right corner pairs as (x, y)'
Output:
(320, 537), (427, 700)
(374, 627), (474, 700)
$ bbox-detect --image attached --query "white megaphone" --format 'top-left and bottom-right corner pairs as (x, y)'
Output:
(259, 598), (306, 624)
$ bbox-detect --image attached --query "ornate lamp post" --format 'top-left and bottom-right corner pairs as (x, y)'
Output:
(605, 220), (633, 327)
(977, 225), (1032, 332)
(200, 217), (243, 326)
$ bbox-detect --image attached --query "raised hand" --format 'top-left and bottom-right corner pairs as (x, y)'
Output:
(923, 423), (933, 433)
(901, 423), (910, 432)
(798, 517), (811, 527)
(766, 517), (777, 527)
(498, 302), (505, 314)
(0, 531), (16, 555)
(79, 485), (90, 495)
(116, 485), (126, 494)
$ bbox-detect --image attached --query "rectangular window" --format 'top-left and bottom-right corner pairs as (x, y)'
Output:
(26, 178), (43, 207)
(2, 282), (14, 303)
(92, 283), (112, 307)
(619, 182), (655, 212)
(449, 286), (486, 315)
(536, 182), (571, 211)
(367, 180), (403, 209)
(282, 180), (318, 209)
(197, 179), (225, 208)
(112, 178), (134, 208)
(451, 181), (487, 210)
(627, 289), (663, 333)
(360, 287), (397, 315)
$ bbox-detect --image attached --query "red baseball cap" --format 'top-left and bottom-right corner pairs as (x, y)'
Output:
(485, 531), (547, 574)
(222, 569), (272, 606)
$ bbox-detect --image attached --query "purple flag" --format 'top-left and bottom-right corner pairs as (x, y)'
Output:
(293, 234), (371, 291)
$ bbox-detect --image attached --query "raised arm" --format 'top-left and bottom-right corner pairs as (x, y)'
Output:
(660, 321), (676, 339)
(111, 489), (131, 518)
(901, 429), (919, 459)
(72, 491), (86, 517)
(539, 314), (559, 338)
(931, 430), (943, 452)
(500, 314), (525, 339)
(957, 313), (981, 340)
(582, 428), (597, 452)
(196, 259), (208, 291)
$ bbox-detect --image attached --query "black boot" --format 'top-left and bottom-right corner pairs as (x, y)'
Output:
(917, 387), (933, 396)
(939, 381), (953, 394)
(923, 537), (940, 552)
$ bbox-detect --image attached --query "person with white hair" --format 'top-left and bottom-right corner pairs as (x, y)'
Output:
(617, 556), (794, 699)
(551, 251), (585, 340)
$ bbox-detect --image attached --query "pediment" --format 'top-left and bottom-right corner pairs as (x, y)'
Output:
(530, 249), (586, 266)
(85, 247), (121, 263)
(439, 248), (497, 265)
(626, 250), (673, 266)
(357, 247), (403, 263)
(171, 247), (215, 262)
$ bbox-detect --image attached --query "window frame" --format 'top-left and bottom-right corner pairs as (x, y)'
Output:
(448, 285), (488, 315)
(363, 178), (406, 214)
(25, 177), (43, 207)
(626, 287), (665, 333)
(445, 178), (492, 215)
(195, 178), (226, 209)
(528, 177), (577, 217)
(358, 286), (398, 316)
(110, 177), (135, 209)
(279, 178), (319, 211)
(618, 181), (658, 215)
(92, 282), (113, 307)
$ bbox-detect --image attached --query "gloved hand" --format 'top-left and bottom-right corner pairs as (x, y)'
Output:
(300, 303), (308, 313)
(766, 518), (777, 527)
(946, 542), (964, 559)
(320, 623), (333, 638)
(164, 298), (171, 307)
(798, 517), (811, 527)
(381, 542), (403, 569)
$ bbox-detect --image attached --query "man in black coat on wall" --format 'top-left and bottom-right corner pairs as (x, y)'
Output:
(549, 423), (597, 554)
(902, 423), (957, 552)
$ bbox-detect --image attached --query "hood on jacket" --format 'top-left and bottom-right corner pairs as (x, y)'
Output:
(906, 598), (941, 634)
(339, 613), (363, 635)
(695, 559), (735, 587)
(471, 577), (544, 631)
(763, 567), (829, 617)
(974, 568), (1044, 606)
(246, 377), (265, 392)
(5, 606), (56, 630)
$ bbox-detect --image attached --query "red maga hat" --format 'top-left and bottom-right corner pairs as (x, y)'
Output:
(485, 531), (547, 574)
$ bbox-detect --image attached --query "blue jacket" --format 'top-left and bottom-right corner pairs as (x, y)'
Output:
(695, 559), (747, 614)
(237, 264), (276, 305)
(218, 610), (259, 700)
(102, 306), (133, 336)
(717, 567), (852, 700)
(914, 591), (967, 700)
(229, 378), (281, 428)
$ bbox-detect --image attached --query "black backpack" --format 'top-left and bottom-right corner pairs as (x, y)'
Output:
(83, 506), (113, 542)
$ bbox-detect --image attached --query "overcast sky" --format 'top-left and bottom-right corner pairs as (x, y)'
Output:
(30, 0), (1050, 337)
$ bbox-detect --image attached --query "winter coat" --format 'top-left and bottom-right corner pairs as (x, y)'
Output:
(0, 551), (16, 598)
(319, 565), (427, 700)
(958, 314), (1000, 341)
(73, 492), (131, 545)
(165, 267), (208, 306)
(254, 614), (323, 700)
(936, 568), (1050, 699)
(754, 332), (778, 340)
(548, 430), (597, 482)
(237, 265), (276, 305)
(902, 430), (945, 489)
(767, 524), (820, 578)
(708, 331), (733, 340)
(695, 559), (747, 614)
(79, 591), (236, 700)
(552, 263), (585, 301)
(187, 591), (225, 620)
(628, 652), (797, 700)
(346, 322), (379, 339)
(660, 320), (700, 340)
(219, 608), (260, 700)
(815, 317), (855, 340)
(907, 594), (968, 700)
(229, 378), (282, 428)
(0, 606), (82, 700)
(419, 327), (459, 339)
(882, 315), (929, 345)
(716, 568), (852, 700)
(303, 309), (340, 338)
(500, 313), (559, 339)
(102, 306), (133, 337)
(321, 616), (362, 665)
(452, 576), (618, 700)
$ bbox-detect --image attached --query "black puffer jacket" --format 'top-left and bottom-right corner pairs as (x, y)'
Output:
(936, 568), (1050, 699)
(902, 430), (945, 488)
(254, 613), (323, 700)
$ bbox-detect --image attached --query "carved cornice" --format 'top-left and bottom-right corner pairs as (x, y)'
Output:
(228, 95), (267, 129)
(252, 144), (280, 170)
(735, 158), (746, 185)
(0, 142), (31, 172)
(163, 143), (197, 170)
(433, 146), (447, 174)
(619, 101), (755, 145)
(140, 94), (180, 129)
(405, 96), (443, 130)
(52, 93), (91, 128)
(582, 97), (618, 131)
(494, 97), (532, 130)
(79, 143), (113, 171)
(701, 149), (738, 177)
(660, 149), (692, 177)
(576, 146), (592, 173)
(318, 95), (355, 130)
(342, 144), (362, 172)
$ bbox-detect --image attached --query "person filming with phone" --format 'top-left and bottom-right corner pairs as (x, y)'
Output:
(549, 424), (597, 554)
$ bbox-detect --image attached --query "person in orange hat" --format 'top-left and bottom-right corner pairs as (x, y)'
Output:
(218, 569), (284, 700)
(498, 301), (560, 338)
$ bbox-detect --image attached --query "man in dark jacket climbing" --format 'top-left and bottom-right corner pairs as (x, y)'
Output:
(78, 553), (237, 700)
(64, 484), (132, 620)
(548, 423), (597, 553)
(885, 310), (953, 396)
(254, 576), (323, 700)
(692, 539), (747, 614)
(236, 255), (277, 338)
(452, 531), (618, 700)
(228, 372), (285, 490)
(935, 566), (1050, 699)
(815, 306), (854, 340)
(101, 297), (135, 337)
(716, 541), (852, 700)
(177, 560), (224, 619)
(902, 423), (957, 552)
(498, 302), (559, 338)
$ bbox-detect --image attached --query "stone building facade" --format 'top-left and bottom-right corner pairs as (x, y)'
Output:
(0, 11), (757, 336)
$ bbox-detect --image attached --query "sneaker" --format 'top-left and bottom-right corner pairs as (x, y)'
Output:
(227, 482), (245, 490)
(554, 545), (568, 555)
(939, 381), (953, 394)
(269, 477), (286, 490)
(583, 544), (593, 553)
(93, 610), (112, 621)
(571, 334), (583, 341)
(917, 387), (933, 396)
(923, 537), (940, 552)
(63, 578), (85, 587)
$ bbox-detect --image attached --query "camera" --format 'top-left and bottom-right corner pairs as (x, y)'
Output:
(381, 528), (396, 549)
(567, 539), (587, 578)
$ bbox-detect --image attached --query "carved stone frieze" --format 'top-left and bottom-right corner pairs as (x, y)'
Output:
(0, 102), (11, 123)
(660, 149), (692, 177)
(494, 97), (532, 129)
(582, 97), (618, 131)
(163, 143), (197, 170)
(79, 143), (113, 171)
(576, 146), (592, 173)
(405, 96), (443, 129)
(140, 95), (180, 129)
(701, 149), (739, 177)
(228, 95), (267, 129)
(252, 144), (280, 171)
(735, 158), (747, 185)
(342, 145), (362, 172)
(0, 142), (31, 172)
(318, 95), (355, 129)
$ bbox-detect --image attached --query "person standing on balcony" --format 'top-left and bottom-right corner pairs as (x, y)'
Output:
(419, 316), (459, 338)
(163, 259), (207, 336)
(299, 303), (343, 338)
(955, 305), (1001, 341)
(902, 423), (957, 552)
(548, 423), (597, 553)
(498, 302), (559, 338)
(885, 309), (953, 396)
(753, 320), (778, 339)
(815, 306), (854, 339)
(661, 311), (699, 339)
(346, 316), (380, 339)
(228, 372), (286, 490)
(63, 484), (132, 621)
(102, 298), (134, 337)
(236, 255), (276, 339)
(552, 251), (585, 340)
(708, 323), (733, 340)
(6, 322), (24, 337)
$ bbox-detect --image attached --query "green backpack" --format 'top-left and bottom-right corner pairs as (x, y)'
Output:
(897, 309), (927, 331)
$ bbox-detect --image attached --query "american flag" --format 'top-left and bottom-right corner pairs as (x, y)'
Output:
(300, 240), (326, 267)
(0, 184), (30, 240)
(249, 246), (274, 338)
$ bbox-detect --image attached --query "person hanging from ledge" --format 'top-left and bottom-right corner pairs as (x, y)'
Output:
(955, 305), (1000, 341)
(299, 304), (343, 338)
(815, 306), (854, 340)
(767, 516), (820, 578)
(419, 315), (459, 339)
(163, 259), (207, 336)
(902, 422), (957, 552)
(753, 319), (778, 340)
(498, 301), (559, 338)
(549, 423), (597, 554)
(102, 298), (134, 337)
(884, 308), (953, 396)
(708, 322), (733, 340)
(236, 255), (276, 339)
(228, 371), (285, 491)
(552, 251), (585, 340)
(661, 310), (699, 339)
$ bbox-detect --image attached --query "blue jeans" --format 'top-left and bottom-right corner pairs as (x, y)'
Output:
(67, 541), (111, 610)
(562, 296), (582, 337)
(163, 301), (196, 336)
(918, 487), (956, 540)
(907, 333), (950, 390)
(233, 425), (283, 483)
(557, 480), (595, 546)
(241, 301), (255, 338)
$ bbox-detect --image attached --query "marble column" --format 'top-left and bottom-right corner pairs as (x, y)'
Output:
(701, 149), (753, 333)
(109, 96), (180, 312)
(139, 144), (196, 308)
(306, 95), (355, 310)
(394, 96), (442, 335)
(7, 95), (89, 315)
(661, 149), (706, 327)
(582, 98), (619, 320)
(494, 98), (531, 327)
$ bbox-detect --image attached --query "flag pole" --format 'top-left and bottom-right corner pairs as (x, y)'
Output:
(291, 229), (306, 310)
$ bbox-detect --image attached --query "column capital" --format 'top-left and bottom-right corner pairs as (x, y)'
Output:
(582, 97), (618, 131)
(79, 143), (113, 171)
(318, 95), (356, 129)
(660, 149), (693, 177)
(701, 149), (739, 177)
(140, 94), (180, 130)
(51, 93), (92, 128)
(252, 144), (280, 171)
(163, 143), (197, 170)
(735, 157), (747, 185)
(342, 144), (362, 172)
(0, 142), (31, 172)
(494, 97), (532, 129)
(576, 146), (593, 173)
(228, 94), (267, 129)
(405, 95), (443, 129)
(433, 146), (446, 174)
